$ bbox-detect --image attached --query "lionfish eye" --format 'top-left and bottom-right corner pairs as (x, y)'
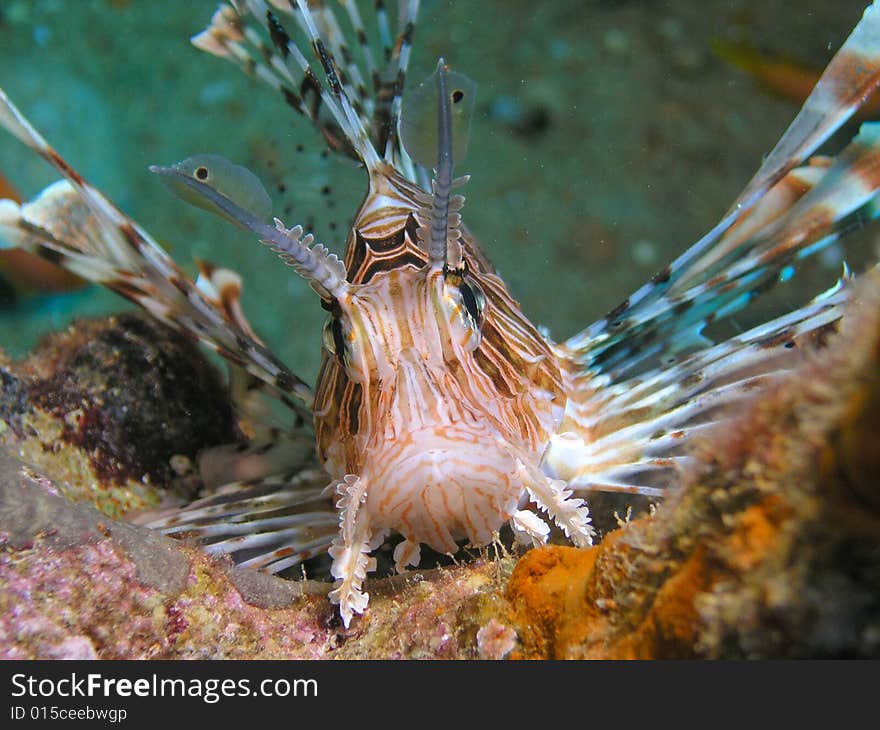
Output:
(322, 317), (347, 359)
(460, 280), (486, 324)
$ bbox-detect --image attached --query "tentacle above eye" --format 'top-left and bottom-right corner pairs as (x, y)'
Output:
(401, 59), (476, 271)
(149, 160), (349, 301)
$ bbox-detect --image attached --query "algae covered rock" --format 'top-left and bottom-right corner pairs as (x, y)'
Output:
(0, 312), (238, 516)
(2, 274), (880, 659)
(0, 433), (509, 659)
(506, 271), (880, 659)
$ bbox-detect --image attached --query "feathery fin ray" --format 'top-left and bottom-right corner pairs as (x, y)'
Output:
(554, 1), (880, 500)
(192, 0), (422, 179)
(0, 88), (315, 416)
(567, 0), (880, 356)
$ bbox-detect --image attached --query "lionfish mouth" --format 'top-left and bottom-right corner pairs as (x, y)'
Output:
(361, 423), (525, 553)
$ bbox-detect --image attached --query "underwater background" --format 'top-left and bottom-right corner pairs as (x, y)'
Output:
(0, 0), (875, 381)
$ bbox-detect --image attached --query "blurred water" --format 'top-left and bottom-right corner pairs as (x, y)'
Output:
(0, 0), (873, 381)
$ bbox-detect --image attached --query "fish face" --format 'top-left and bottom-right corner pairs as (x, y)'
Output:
(308, 223), (594, 623)
(314, 260), (563, 554)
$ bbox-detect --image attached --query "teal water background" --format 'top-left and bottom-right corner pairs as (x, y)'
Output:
(0, 0), (873, 381)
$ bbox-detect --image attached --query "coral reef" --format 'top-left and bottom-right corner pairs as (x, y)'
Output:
(507, 271), (880, 659)
(0, 448), (509, 659)
(1, 272), (879, 658)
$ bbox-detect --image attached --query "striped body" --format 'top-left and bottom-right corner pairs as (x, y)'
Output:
(315, 166), (566, 555)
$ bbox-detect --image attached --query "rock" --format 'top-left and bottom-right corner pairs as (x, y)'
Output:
(506, 271), (880, 659)
(2, 272), (879, 658)
(0, 312), (238, 517)
(0, 442), (510, 658)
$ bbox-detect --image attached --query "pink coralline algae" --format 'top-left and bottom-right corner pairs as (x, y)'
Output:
(0, 438), (509, 659)
(477, 619), (518, 660)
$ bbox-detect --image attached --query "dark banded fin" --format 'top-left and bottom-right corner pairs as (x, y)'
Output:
(567, 1), (880, 361)
(0, 88), (315, 420)
(565, 123), (880, 382)
(550, 275), (854, 497)
(553, 2), (880, 500)
(193, 0), (421, 181)
(376, 1), (419, 175)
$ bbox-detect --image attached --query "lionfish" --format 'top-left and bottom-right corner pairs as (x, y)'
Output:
(1, 0), (879, 627)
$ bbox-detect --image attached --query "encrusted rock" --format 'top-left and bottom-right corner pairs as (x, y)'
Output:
(2, 272), (880, 658)
(0, 312), (238, 516)
(506, 271), (880, 659)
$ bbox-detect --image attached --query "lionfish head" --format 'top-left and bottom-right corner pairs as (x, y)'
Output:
(314, 242), (567, 555)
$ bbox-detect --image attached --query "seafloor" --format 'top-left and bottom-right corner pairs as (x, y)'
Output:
(0, 0), (876, 380)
